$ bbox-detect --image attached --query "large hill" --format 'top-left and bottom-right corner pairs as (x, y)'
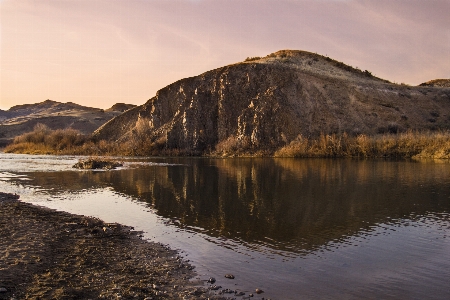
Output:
(0, 100), (136, 147)
(91, 50), (450, 154)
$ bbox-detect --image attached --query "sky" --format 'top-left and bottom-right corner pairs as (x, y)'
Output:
(1, 0), (449, 110)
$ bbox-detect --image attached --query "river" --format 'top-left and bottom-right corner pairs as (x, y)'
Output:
(1, 153), (449, 299)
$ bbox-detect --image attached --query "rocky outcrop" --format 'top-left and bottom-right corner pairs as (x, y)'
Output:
(93, 50), (450, 155)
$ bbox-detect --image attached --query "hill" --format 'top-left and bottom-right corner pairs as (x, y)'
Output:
(105, 103), (137, 112)
(92, 50), (450, 155)
(0, 100), (134, 147)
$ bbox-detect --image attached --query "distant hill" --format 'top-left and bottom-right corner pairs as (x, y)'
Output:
(93, 50), (450, 155)
(106, 103), (137, 112)
(0, 100), (134, 147)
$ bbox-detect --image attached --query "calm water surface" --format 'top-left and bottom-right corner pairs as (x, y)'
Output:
(1, 153), (449, 299)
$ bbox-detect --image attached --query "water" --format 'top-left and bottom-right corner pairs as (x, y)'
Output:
(1, 153), (449, 299)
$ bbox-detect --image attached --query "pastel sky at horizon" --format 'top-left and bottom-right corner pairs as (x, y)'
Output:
(1, 0), (449, 110)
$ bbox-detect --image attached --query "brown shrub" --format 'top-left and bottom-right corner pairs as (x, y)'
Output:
(5, 124), (88, 154)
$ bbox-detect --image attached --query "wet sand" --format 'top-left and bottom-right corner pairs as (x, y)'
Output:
(0, 192), (223, 300)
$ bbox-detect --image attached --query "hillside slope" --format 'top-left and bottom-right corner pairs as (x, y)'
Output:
(419, 79), (450, 88)
(0, 100), (134, 146)
(93, 50), (450, 154)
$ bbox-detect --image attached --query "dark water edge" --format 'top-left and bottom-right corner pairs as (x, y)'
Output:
(1, 155), (450, 299)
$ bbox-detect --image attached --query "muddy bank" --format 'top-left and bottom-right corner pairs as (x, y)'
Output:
(0, 192), (223, 300)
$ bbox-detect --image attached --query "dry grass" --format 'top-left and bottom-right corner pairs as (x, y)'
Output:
(5, 124), (450, 159)
(4, 124), (118, 155)
(3, 123), (198, 156)
(274, 131), (450, 159)
(5, 124), (87, 155)
(214, 136), (257, 157)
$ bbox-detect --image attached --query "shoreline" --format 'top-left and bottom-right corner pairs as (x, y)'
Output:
(0, 192), (222, 300)
(5, 129), (450, 160)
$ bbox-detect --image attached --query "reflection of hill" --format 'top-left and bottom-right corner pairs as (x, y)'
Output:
(22, 159), (450, 254)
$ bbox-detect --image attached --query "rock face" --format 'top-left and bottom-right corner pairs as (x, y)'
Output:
(93, 50), (450, 154)
(0, 100), (134, 147)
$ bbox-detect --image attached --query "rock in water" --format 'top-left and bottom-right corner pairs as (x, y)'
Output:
(207, 277), (216, 284)
(73, 158), (122, 170)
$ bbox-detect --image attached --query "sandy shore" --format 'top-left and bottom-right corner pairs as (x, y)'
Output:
(0, 192), (224, 300)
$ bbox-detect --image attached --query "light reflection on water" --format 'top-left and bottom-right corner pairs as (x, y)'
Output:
(0, 154), (449, 299)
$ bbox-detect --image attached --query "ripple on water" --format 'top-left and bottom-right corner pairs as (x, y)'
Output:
(1, 155), (450, 299)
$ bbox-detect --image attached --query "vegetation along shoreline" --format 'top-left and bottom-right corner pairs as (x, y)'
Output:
(3, 124), (450, 159)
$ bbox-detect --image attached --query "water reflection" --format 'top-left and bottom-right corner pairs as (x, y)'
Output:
(16, 158), (450, 256)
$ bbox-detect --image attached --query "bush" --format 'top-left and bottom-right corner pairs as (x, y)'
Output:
(5, 124), (89, 154)
(244, 56), (262, 62)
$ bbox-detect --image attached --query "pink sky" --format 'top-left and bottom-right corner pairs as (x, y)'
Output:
(1, 0), (449, 110)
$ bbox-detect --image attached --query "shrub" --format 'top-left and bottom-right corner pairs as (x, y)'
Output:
(5, 124), (89, 154)
(244, 56), (262, 62)
(364, 70), (372, 77)
(214, 136), (253, 156)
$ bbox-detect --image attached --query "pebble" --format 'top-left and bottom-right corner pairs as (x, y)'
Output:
(0, 287), (7, 292)
(255, 288), (264, 294)
(235, 291), (245, 296)
(224, 274), (235, 279)
(207, 277), (216, 284)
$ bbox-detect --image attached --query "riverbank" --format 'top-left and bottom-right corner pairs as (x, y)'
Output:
(0, 192), (220, 300)
(4, 126), (450, 159)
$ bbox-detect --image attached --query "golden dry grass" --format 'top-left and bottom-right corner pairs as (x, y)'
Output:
(274, 131), (450, 159)
(5, 124), (450, 159)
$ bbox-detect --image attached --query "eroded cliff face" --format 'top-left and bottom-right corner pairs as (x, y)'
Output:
(93, 50), (450, 154)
